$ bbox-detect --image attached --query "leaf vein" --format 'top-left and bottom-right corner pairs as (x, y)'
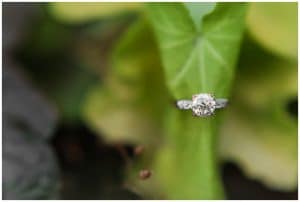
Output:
(170, 43), (198, 87)
(204, 40), (230, 73)
(162, 37), (194, 50)
(198, 41), (206, 91)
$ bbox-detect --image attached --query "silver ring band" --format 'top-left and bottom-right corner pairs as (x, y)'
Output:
(215, 98), (228, 109)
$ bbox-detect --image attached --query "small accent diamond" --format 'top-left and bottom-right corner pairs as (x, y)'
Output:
(191, 94), (216, 116)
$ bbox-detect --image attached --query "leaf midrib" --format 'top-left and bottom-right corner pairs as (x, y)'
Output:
(170, 34), (231, 91)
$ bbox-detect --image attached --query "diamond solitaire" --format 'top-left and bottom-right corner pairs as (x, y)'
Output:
(176, 93), (228, 117)
(192, 94), (216, 116)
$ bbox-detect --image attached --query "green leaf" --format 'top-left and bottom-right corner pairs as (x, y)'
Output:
(247, 2), (297, 60)
(83, 18), (169, 144)
(219, 37), (298, 191)
(147, 3), (247, 98)
(147, 3), (247, 199)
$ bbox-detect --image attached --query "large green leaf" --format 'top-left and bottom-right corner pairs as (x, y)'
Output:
(147, 3), (247, 199)
(148, 3), (247, 98)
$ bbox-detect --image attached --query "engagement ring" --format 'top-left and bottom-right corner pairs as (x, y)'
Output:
(176, 93), (228, 117)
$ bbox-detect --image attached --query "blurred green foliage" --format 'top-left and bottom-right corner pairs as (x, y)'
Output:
(247, 3), (297, 60)
(16, 11), (99, 122)
(220, 35), (297, 191)
(49, 2), (141, 24)
(18, 2), (297, 199)
(83, 18), (169, 144)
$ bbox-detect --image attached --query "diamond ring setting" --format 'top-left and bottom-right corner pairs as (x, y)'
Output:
(176, 93), (228, 117)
